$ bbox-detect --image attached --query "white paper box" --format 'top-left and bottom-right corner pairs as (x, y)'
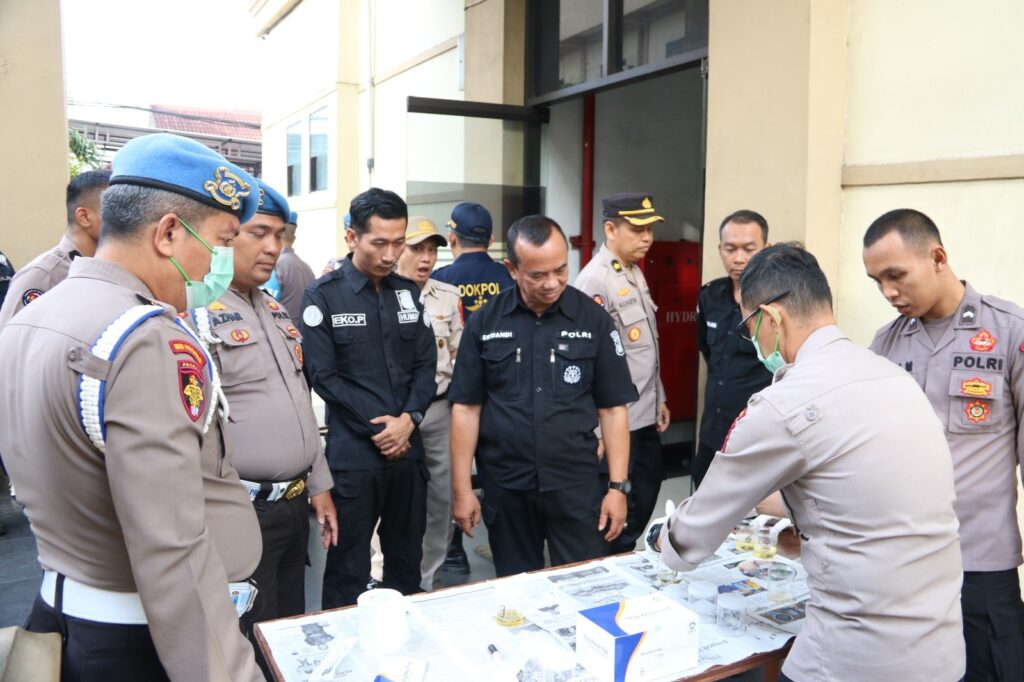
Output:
(576, 592), (699, 682)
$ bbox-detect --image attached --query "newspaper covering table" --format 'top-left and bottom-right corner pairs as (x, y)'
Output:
(257, 536), (807, 681)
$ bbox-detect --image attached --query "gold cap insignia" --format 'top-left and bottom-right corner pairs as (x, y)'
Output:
(203, 167), (252, 211)
(642, 196), (652, 209)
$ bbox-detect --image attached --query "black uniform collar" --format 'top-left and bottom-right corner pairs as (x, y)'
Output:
(339, 254), (402, 294)
(499, 283), (579, 321)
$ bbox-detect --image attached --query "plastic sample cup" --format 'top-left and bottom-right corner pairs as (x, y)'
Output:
(716, 592), (747, 635)
(764, 562), (797, 604)
(753, 526), (777, 559)
(687, 580), (718, 622)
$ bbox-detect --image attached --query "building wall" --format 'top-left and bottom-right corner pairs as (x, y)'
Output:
(256, 0), (357, 272)
(0, 0), (68, 268)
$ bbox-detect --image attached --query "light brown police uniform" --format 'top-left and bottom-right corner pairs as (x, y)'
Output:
(195, 287), (331, 492)
(870, 283), (1024, 571)
(418, 277), (464, 590)
(0, 234), (79, 327)
(660, 326), (964, 681)
(574, 243), (664, 430)
(0, 257), (264, 681)
(276, 247), (316, 328)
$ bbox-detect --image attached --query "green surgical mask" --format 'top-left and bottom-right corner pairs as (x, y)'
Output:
(169, 218), (234, 309)
(750, 308), (786, 374)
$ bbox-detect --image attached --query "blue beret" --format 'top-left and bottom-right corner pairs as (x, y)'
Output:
(109, 133), (259, 223)
(255, 179), (290, 222)
(288, 211), (298, 225)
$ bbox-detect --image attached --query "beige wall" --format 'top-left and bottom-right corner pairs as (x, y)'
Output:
(257, 0), (359, 270)
(0, 0), (68, 267)
(702, 0), (845, 290)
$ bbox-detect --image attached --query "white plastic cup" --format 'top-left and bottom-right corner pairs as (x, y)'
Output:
(687, 580), (718, 622)
(716, 592), (747, 634)
(357, 588), (409, 654)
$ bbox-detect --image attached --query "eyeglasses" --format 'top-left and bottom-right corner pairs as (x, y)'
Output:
(736, 290), (790, 341)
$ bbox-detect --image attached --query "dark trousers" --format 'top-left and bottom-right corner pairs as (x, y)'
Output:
(240, 491), (310, 677)
(483, 479), (609, 577)
(322, 459), (427, 608)
(962, 569), (1024, 681)
(691, 443), (716, 490)
(600, 425), (664, 554)
(25, 594), (169, 682)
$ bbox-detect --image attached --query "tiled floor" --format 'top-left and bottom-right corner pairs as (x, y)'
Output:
(2, 475), (695, 626)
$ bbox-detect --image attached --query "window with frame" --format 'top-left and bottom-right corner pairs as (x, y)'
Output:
(286, 122), (302, 196)
(309, 108), (328, 193)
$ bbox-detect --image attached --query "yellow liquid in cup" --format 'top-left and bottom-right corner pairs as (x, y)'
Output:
(754, 544), (777, 560)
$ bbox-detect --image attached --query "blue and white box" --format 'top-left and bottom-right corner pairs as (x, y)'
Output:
(576, 592), (699, 682)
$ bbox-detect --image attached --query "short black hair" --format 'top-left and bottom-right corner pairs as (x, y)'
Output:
(348, 187), (408, 236)
(67, 170), (111, 224)
(863, 208), (942, 252)
(100, 185), (219, 244)
(719, 209), (769, 242)
(506, 214), (567, 267)
(740, 242), (832, 318)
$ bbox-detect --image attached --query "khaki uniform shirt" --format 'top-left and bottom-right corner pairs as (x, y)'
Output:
(0, 234), (79, 327)
(0, 258), (263, 682)
(574, 244), (664, 430)
(420, 278), (463, 394)
(660, 326), (964, 681)
(276, 247), (316, 328)
(195, 287), (332, 495)
(871, 282), (1024, 572)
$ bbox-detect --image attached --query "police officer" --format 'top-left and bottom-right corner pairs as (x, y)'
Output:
(863, 209), (1024, 681)
(190, 180), (338, 652)
(575, 193), (670, 553)
(432, 201), (514, 316)
(0, 133), (264, 680)
(0, 170), (110, 327)
(652, 244), (965, 682)
(432, 201), (514, 572)
(450, 215), (636, 576)
(276, 210), (316, 327)
(693, 210), (772, 488)
(301, 188), (437, 608)
(395, 217), (464, 590)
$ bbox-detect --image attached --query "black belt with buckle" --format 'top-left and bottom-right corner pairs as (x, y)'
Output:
(244, 469), (311, 503)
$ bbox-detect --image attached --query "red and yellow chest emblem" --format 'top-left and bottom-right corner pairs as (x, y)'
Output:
(267, 299), (280, 311)
(285, 324), (300, 339)
(294, 345), (303, 365)
(168, 339), (207, 422)
(230, 328), (250, 343)
(969, 330), (996, 352)
(965, 399), (990, 424)
(592, 294), (605, 306)
(960, 377), (993, 398)
(627, 326), (642, 342)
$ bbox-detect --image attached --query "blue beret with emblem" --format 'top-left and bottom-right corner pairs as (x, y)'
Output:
(255, 179), (290, 222)
(109, 133), (259, 223)
(288, 211), (298, 225)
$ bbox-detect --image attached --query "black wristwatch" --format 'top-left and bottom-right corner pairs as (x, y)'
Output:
(608, 479), (632, 494)
(408, 411), (424, 426)
(647, 522), (664, 553)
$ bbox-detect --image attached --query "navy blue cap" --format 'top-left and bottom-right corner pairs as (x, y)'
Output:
(446, 202), (493, 240)
(255, 179), (290, 222)
(109, 133), (259, 223)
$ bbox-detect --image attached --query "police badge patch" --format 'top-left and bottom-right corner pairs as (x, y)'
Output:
(610, 330), (625, 356)
(563, 365), (582, 384)
(21, 288), (43, 306)
(178, 361), (206, 422)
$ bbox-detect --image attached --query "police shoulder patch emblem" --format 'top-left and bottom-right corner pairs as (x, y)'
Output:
(969, 330), (996, 352)
(21, 288), (43, 306)
(294, 344), (303, 366)
(168, 339), (207, 422)
(303, 305), (324, 327)
(285, 324), (300, 339)
(965, 399), (990, 424)
(610, 330), (625, 356)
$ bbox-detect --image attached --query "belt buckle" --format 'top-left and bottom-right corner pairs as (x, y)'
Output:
(283, 478), (306, 501)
